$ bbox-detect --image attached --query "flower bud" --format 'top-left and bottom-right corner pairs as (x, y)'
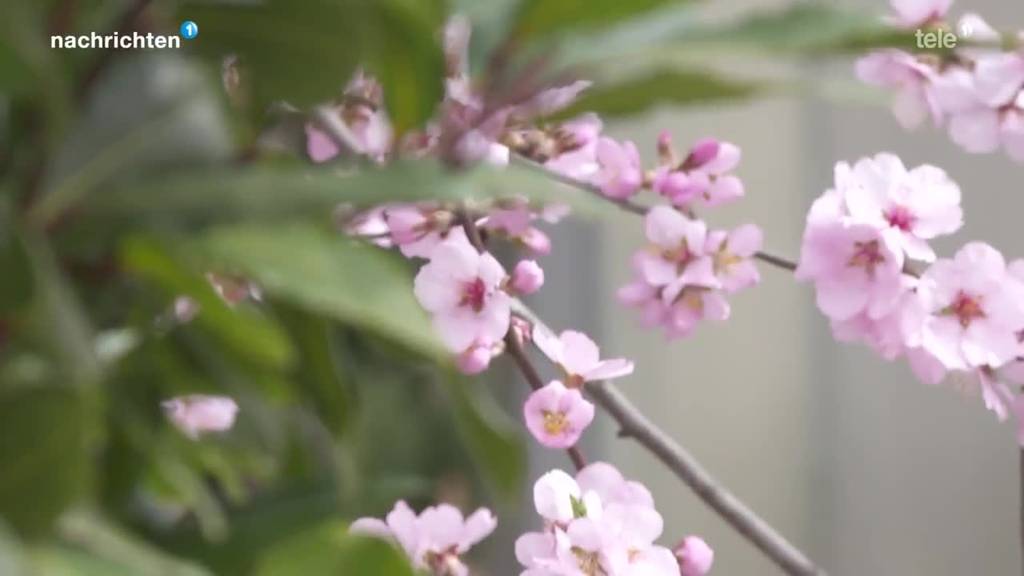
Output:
(457, 343), (493, 375)
(675, 536), (714, 576)
(511, 260), (545, 295)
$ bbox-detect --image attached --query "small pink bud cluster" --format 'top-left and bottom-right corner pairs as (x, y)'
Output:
(797, 153), (1024, 440)
(516, 463), (703, 576)
(162, 395), (238, 439)
(857, 0), (1024, 161)
(652, 135), (744, 209)
(351, 501), (496, 575)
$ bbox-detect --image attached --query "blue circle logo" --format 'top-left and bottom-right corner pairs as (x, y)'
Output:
(180, 20), (199, 40)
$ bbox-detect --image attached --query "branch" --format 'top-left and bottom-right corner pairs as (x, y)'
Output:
(511, 153), (802, 273)
(515, 301), (826, 576)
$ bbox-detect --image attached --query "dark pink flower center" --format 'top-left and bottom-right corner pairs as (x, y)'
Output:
(848, 240), (885, 276)
(461, 278), (487, 312)
(885, 205), (916, 231)
(947, 291), (986, 328)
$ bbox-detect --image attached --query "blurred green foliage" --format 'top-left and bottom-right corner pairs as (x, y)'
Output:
(0, 0), (904, 573)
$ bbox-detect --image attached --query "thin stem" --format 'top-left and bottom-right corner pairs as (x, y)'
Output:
(518, 301), (826, 576)
(755, 251), (798, 272)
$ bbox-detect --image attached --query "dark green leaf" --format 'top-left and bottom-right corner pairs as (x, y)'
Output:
(444, 377), (525, 501)
(0, 386), (92, 538)
(190, 223), (446, 359)
(510, 0), (691, 41)
(557, 69), (759, 120)
(256, 525), (414, 576)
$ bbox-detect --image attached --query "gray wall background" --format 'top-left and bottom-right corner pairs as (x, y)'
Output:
(526, 0), (1024, 574)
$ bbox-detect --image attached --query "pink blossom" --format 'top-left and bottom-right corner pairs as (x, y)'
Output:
(659, 138), (745, 208)
(414, 234), (511, 353)
(887, 0), (952, 28)
(594, 137), (643, 199)
(511, 260), (545, 295)
(523, 381), (596, 449)
(351, 501), (496, 575)
(532, 327), (634, 386)
(706, 224), (763, 293)
(842, 153), (962, 262)
(675, 536), (714, 576)
(916, 242), (1024, 371)
(856, 50), (939, 129)
(162, 395), (238, 439)
(640, 206), (718, 291)
(456, 340), (500, 375)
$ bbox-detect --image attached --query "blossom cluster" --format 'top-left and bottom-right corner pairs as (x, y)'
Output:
(796, 153), (1024, 439)
(614, 135), (762, 339)
(516, 463), (711, 576)
(351, 501), (497, 575)
(857, 0), (1024, 161)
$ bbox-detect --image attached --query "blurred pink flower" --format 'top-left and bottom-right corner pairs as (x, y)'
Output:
(532, 328), (634, 386)
(162, 395), (238, 439)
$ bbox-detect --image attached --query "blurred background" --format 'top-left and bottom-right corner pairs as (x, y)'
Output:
(1, 0), (1022, 574)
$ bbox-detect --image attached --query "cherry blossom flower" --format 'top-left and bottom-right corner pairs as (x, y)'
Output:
(594, 137), (643, 199)
(479, 197), (565, 255)
(796, 169), (908, 323)
(523, 381), (596, 449)
(706, 224), (763, 293)
(915, 242), (1024, 371)
(675, 536), (714, 576)
(841, 153), (962, 262)
(639, 206), (718, 293)
(532, 327), (634, 387)
(351, 501), (496, 575)
(385, 204), (458, 259)
(653, 138), (745, 209)
(856, 50), (940, 130)
(414, 234), (511, 354)
(162, 395), (238, 439)
(543, 114), (604, 181)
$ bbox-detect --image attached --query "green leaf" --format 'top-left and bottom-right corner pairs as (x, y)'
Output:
(256, 524), (414, 576)
(557, 69), (759, 120)
(120, 237), (295, 371)
(363, 0), (446, 134)
(510, 0), (692, 41)
(0, 386), (92, 538)
(675, 2), (913, 55)
(276, 305), (354, 437)
(190, 223), (446, 359)
(86, 161), (607, 227)
(444, 376), (526, 501)
(57, 513), (213, 576)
